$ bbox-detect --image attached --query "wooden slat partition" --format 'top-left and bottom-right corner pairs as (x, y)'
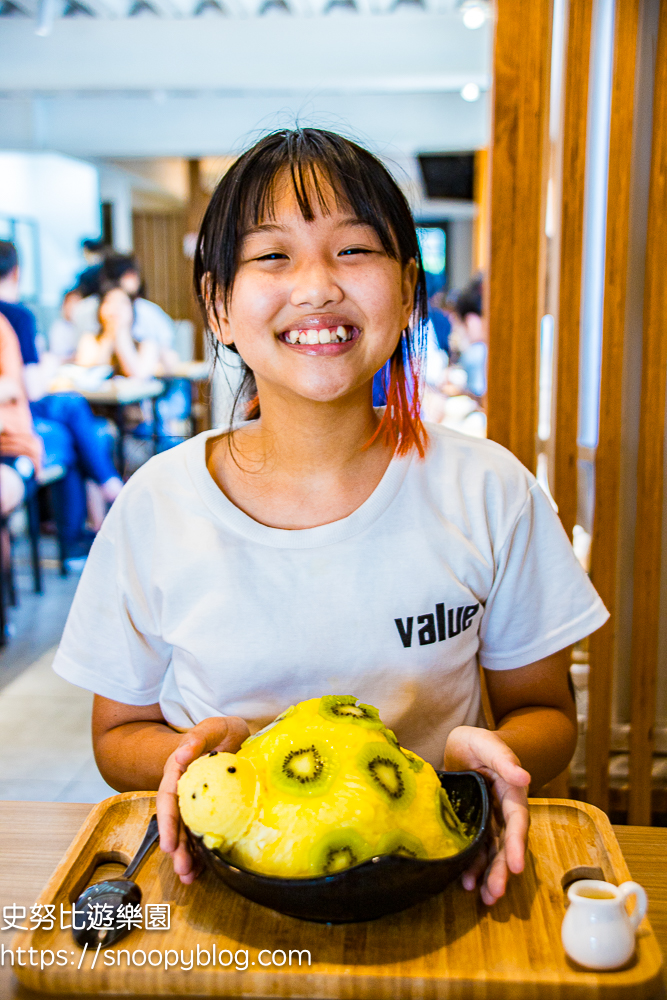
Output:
(486, 0), (553, 472)
(132, 211), (189, 321)
(552, 0), (593, 545)
(628, 0), (667, 826)
(586, 0), (640, 813)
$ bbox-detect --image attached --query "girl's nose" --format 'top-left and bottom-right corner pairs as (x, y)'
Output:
(290, 261), (343, 310)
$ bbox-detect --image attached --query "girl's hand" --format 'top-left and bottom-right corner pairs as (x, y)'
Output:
(444, 725), (531, 906)
(156, 715), (249, 884)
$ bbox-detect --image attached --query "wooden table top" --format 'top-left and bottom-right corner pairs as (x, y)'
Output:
(0, 801), (664, 999)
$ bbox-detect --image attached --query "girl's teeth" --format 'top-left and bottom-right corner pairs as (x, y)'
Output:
(286, 326), (352, 344)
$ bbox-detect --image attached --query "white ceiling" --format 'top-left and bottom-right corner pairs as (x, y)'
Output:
(0, 12), (491, 158)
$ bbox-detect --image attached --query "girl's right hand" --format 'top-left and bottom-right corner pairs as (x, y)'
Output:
(156, 715), (249, 884)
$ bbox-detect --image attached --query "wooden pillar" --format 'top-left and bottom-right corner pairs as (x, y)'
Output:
(586, 0), (640, 813)
(472, 149), (489, 274)
(486, 0), (553, 473)
(628, 0), (667, 826)
(552, 0), (594, 545)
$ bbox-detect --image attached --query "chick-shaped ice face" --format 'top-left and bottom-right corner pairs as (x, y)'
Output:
(177, 751), (260, 853)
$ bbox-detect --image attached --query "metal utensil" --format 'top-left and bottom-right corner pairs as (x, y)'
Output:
(72, 813), (159, 948)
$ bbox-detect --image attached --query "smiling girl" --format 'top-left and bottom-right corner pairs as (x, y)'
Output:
(53, 129), (607, 906)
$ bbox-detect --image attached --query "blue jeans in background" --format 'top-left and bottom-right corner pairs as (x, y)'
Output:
(30, 393), (118, 555)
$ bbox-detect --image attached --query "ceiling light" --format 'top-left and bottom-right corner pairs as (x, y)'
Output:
(460, 82), (480, 102)
(459, 0), (487, 29)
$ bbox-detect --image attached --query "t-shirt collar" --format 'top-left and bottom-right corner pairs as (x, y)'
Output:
(184, 427), (414, 549)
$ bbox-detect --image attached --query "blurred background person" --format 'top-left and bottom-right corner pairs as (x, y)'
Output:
(75, 238), (107, 300)
(443, 274), (487, 401)
(47, 288), (83, 362)
(73, 253), (177, 368)
(0, 311), (43, 565)
(420, 274), (487, 438)
(0, 241), (42, 373)
(75, 258), (192, 453)
(0, 240), (122, 558)
(428, 289), (452, 355)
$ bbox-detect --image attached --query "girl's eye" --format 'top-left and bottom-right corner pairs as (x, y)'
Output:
(339, 247), (372, 256)
(255, 252), (288, 261)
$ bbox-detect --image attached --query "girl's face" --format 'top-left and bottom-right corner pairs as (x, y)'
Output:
(213, 177), (417, 407)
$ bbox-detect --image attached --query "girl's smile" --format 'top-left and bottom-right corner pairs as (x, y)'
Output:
(277, 316), (360, 355)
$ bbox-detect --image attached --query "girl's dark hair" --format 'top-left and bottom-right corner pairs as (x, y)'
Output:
(194, 127), (429, 457)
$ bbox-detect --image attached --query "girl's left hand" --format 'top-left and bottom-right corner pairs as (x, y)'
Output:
(443, 725), (531, 906)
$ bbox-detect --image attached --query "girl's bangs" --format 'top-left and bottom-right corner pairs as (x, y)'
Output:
(236, 151), (401, 265)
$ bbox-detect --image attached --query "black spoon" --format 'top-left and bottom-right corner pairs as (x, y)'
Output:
(72, 814), (160, 949)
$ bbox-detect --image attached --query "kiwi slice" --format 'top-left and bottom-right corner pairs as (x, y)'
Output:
(269, 739), (338, 797)
(310, 829), (371, 876)
(355, 742), (416, 809)
(376, 830), (427, 859)
(318, 695), (384, 730)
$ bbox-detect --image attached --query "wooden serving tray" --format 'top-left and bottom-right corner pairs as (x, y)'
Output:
(12, 792), (664, 998)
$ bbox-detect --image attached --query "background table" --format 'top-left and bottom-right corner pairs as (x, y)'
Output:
(79, 380), (165, 477)
(0, 801), (664, 999)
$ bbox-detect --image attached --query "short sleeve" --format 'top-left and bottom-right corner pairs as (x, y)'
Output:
(478, 482), (608, 670)
(52, 522), (172, 705)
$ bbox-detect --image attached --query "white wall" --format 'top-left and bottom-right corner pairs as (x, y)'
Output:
(0, 152), (100, 308)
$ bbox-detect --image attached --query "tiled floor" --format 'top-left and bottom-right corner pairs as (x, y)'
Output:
(0, 645), (116, 802)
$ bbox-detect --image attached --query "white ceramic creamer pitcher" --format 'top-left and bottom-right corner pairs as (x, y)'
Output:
(561, 879), (648, 970)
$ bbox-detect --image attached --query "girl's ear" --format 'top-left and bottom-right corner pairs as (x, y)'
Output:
(202, 273), (234, 346)
(401, 259), (419, 324)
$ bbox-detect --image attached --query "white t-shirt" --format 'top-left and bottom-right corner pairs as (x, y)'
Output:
(52, 424), (608, 768)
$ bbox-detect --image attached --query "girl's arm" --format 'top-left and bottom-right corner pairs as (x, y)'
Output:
(92, 696), (249, 883)
(483, 649), (577, 787)
(444, 650), (577, 907)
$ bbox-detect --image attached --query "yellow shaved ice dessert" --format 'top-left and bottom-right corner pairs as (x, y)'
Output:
(177, 695), (471, 878)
